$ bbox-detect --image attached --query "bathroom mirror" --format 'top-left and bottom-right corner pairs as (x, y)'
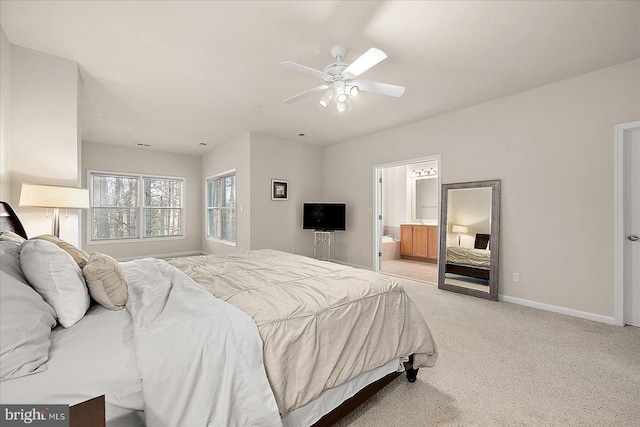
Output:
(409, 161), (439, 223)
(413, 178), (438, 221)
(438, 180), (501, 301)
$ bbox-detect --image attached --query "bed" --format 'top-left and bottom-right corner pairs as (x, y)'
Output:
(445, 233), (491, 281)
(0, 201), (438, 426)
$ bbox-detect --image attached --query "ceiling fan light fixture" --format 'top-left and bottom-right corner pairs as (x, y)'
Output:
(280, 45), (404, 112)
(334, 80), (348, 103)
(319, 89), (332, 108)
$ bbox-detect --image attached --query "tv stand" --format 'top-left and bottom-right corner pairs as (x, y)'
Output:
(314, 231), (334, 261)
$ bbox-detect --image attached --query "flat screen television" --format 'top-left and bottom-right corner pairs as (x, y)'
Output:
(303, 203), (346, 231)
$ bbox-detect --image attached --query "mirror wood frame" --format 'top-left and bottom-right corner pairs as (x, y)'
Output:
(438, 179), (501, 301)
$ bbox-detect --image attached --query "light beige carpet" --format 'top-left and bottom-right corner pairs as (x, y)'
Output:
(380, 259), (439, 284)
(335, 279), (640, 426)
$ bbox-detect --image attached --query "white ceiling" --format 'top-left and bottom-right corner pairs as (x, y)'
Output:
(1, 1), (638, 155)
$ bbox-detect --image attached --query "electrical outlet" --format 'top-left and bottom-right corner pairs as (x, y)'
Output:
(293, 248), (299, 254)
(189, 239), (194, 245)
(363, 250), (367, 257)
(512, 273), (520, 283)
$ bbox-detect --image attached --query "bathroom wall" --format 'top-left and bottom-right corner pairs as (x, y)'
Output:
(381, 165), (406, 239)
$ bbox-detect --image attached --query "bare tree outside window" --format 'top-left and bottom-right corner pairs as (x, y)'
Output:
(90, 172), (184, 241)
(92, 175), (139, 240)
(207, 171), (236, 243)
(144, 178), (183, 237)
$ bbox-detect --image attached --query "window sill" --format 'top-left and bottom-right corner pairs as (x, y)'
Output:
(86, 236), (186, 245)
(206, 237), (236, 247)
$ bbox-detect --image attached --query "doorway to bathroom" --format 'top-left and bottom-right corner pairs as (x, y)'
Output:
(374, 155), (441, 284)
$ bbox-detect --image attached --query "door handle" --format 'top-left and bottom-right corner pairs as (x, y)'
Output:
(629, 234), (640, 242)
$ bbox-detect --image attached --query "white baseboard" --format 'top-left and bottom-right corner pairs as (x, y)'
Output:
(117, 250), (204, 262)
(498, 294), (617, 325)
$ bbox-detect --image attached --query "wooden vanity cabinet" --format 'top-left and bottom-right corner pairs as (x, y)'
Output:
(400, 224), (438, 262)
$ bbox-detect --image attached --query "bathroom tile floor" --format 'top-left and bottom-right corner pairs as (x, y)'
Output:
(380, 259), (439, 284)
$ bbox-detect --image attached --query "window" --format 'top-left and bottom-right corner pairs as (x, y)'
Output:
(89, 171), (184, 242)
(144, 178), (183, 238)
(207, 170), (236, 243)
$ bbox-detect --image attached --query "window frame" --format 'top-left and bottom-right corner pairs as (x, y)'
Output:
(87, 170), (186, 245)
(206, 168), (237, 246)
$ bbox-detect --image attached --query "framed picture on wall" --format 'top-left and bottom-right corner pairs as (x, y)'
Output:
(271, 180), (288, 200)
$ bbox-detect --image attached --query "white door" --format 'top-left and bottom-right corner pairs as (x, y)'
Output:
(624, 128), (640, 327)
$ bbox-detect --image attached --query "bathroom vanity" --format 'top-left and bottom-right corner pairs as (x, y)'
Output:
(400, 224), (438, 263)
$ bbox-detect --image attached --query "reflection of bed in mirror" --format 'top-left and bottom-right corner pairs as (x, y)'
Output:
(445, 233), (490, 281)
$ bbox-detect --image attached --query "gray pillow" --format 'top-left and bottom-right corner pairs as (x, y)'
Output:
(0, 271), (57, 381)
(0, 239), (26, 283)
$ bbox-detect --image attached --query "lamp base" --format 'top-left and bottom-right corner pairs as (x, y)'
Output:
(52, 208), (60, 238)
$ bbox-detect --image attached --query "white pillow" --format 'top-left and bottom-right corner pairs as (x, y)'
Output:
(459, 234), (475, 249)
(0, 271), (57, 380)
(20, 239), (90, 328)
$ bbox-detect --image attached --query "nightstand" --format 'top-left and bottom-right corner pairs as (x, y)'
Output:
(70, 395), (105, 427)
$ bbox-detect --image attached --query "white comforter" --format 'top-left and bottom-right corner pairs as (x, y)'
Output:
(122, 258), (281, 427)
(168, 250), (438, 416)
(446, 246), (491, 267)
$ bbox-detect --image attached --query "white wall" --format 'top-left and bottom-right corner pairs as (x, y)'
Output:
(201, 133), (251, 254)
(323, 59), (640, 319)
(249, 132), (323, 257)
(82, 141), (202, 259)
(447, 187), (492, 236)
(381, 165), (406, 230)
(8, 44), (81, 245)
(0, 27), (11, 201)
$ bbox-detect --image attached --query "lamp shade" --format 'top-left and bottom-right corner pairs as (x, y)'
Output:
(19, 184), (89, 209)
(451, 224), (468, 234)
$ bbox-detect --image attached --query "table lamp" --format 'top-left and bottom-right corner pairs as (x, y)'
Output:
(451, 224), (469, 246)
(19, 183), (89, 238)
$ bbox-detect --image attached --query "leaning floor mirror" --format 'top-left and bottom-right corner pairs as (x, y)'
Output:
(438, 180), (501, 301)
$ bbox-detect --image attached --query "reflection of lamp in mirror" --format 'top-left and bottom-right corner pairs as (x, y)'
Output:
(451, 224), (468, 246)
(19, 184), (90, 238)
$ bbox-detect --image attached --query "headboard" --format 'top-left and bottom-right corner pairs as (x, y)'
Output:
(474, 233), (490, 250)
(0, 201), (28, 239)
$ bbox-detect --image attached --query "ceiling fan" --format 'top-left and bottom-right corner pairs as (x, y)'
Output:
(280, 45), (405, 112)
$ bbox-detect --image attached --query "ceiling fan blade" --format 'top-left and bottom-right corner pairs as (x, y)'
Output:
(280, 61), (330, 81)
(283, 85), (330, 104)
(343, 48), (387, 79)
(352, 80), (405, 97)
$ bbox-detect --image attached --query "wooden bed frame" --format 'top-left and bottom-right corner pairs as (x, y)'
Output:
(445, 233), (491, 281)
(0, 201), (420, 426)
(312, 372), (401, 426)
